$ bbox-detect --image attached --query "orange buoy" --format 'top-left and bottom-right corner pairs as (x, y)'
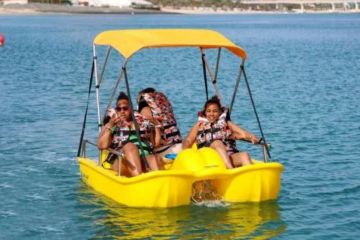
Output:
(0, 34), (5, 47)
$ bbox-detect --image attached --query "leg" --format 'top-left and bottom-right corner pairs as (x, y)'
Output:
(146, 154), (164, 171)
(111, 159), (130, 176)
(156, 143), (182, 166)
(156, 154), (165, 170)
(121, 142), (143, 177)
(210, 140), (233, 169)
(230, 152), (253, 167)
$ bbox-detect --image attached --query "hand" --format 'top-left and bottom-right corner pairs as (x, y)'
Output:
(248, 135), (259, 144)
(108, 113), (125, 127)
(154, 116), (164, 123)
(151, 118), (161, 126)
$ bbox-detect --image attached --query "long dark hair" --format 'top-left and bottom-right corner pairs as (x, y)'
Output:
(138, 87), (156, 95)
(137, 88), (156, 111)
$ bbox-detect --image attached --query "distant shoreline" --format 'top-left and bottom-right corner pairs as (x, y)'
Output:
(0, 3), (174, 15)
(161, 7), (360, 14)
(1, 3), (359, 15)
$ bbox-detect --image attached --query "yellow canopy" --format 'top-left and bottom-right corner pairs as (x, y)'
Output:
(94, 29), (247, 60)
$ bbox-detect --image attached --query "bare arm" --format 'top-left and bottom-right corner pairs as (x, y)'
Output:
(141, 106), (161, 147)
(98, 123), (114, 150)
(98, 114), (121, 150)
(140, 106), (155, 122)
(182, 123), (200, 149)
(227, 121), (259, 144)
(151, 126), (161, 147)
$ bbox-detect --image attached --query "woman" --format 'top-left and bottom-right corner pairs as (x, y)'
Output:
(183, 96), (259, 168)
(98, 92), (163, 177)
(137, 88), (182, 158)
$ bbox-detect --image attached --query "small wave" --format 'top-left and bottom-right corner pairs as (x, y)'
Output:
(24, 193), (47, 201)
(338, 185), (360, 194)
(0, 183), (14, 189)
(36, 225), (62, 233)
(312, 184), (360, 197)
(192, 200), (229, 208)
(25, 166), (42, 173)
(0, 210), (17, 217)
(1, 171), (17, 177)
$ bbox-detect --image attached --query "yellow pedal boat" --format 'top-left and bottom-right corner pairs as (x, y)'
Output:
(76, 29), (284, 208)
(78, 147), (283, 208)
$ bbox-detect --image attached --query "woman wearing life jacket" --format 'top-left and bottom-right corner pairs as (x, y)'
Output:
(183, 96), (259, 168)
(137, 88), (183, 157)
(98, 92), (163, 177)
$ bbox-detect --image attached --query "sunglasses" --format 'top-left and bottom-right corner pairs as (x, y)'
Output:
(116, 106), (130, 112)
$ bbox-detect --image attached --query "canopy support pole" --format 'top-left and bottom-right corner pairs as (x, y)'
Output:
(212, 48), (222, 99)
(200, 49), (209, 101)
(123, 65), (150, 170)
(242, 66), (272, 160)
(102, 61), (127, 123)
(213, 48), (221, 82)
(98, 46), (112, 86)
(93, 45), (104, 165)
(229, 59), (245, 115)
(76, 57), (95, 157)
(93, 45), (102, 133)
(200, 48), (222, 100)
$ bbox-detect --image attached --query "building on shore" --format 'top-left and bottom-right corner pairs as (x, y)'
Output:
(0, 0), (357, 12)
(78, 0), (152, 7)
(1, 0), (28, 5)
(1, 0), (72, 5)
(240, 0), (359, 12)
(0, 0), (153, 7)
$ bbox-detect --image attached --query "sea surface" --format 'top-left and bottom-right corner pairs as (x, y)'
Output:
(0, 13), (359, 239)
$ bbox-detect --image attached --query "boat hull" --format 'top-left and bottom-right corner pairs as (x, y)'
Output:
(212, 162), (283, 202)
(78, 157), (195, 208)
(78, 148), (284, 208)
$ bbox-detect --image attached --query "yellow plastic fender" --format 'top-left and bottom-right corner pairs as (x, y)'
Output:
(171, 148), (205, 172)
(198, 147), (226, 170)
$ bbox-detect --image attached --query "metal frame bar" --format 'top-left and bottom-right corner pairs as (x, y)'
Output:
(229, 59), (245, 115)
(200, 48), (222, 99)
(81, 140), (86, 157)
(98, 46), (112, 86)
(262, 144), (270, 162)
(242, 66), (272, 160)
(123, 65), (150, 170)
(228, 60), (272, 162)
(213, 48), (221, 85)
(200, 49), (209, 101)
(80, 139), (129, 175)
(117, 155), (122, 176)
(77, 59), (95, 157)
(93, 44), (102, 133)
(102, 62), (127, 123)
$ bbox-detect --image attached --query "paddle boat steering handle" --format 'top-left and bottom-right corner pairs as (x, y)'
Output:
(238, 138), (271, 162)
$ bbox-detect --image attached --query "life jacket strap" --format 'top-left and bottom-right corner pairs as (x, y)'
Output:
(163, 123), (177, 129)
(164, 130), (181, 138)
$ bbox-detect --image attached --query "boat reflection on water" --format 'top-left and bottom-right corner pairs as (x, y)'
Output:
(78, 184), (286, 239)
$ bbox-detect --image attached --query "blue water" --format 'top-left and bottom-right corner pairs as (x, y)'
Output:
(1, 13), (360, 239)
